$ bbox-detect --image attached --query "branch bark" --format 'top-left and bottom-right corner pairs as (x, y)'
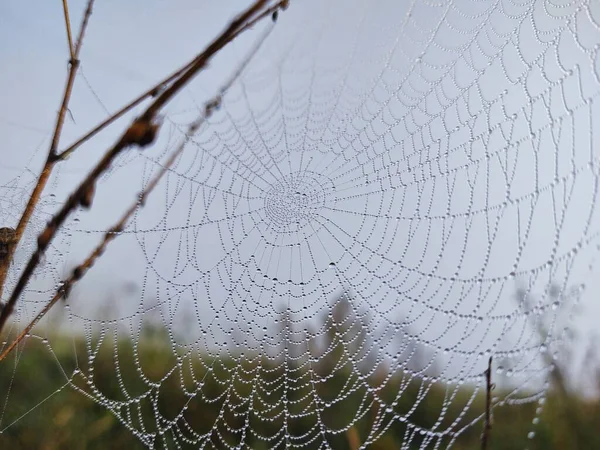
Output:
(56, 0), (288, 161)
(0, 0), (284, 335)
(0, 18), (275, 360)
(481, 356), (493, 450)
(55, 0), (285, 162)
(0, 0), (95, 304)
(62, 0), (76, 60)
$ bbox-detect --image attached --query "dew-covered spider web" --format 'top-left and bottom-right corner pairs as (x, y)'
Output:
(2, 0), (600, 448)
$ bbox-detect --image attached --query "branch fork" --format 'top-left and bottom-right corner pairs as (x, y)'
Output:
(0, 0), (285, 357)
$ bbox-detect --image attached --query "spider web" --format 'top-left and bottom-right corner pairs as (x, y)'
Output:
(2, 0), (600, 448)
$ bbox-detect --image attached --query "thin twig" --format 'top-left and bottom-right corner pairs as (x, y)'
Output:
(55, 0), (286, 162)
(0, 0), (282, 335)
(0, 19), (275, 361)
(139, 0), (271, 120)
(62, 0), (75, 60)
(51, 0), (94, 158)
(0, 0), (95, 303)
(56, 57), (201, 162)
(481, 356), (493, 450)
(73, 0), (94, 57)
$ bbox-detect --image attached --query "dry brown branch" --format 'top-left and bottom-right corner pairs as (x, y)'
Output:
(139, 0), (276, 121)
(56, 0), (288, 161)
(0, 0), (285, 337)
(0, 0), (95, 304)
(56, 62), (192, 162)
(0, 228), (17, 297)
(0, 19), (275, 361)
(62, 0), (76, 60)
(40, 0), (287, 164)
(52, 0), (94, 158)
(481, 356), (493, 450)
(0, 0), (281, 306)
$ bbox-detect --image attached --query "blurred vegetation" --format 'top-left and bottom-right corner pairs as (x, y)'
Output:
(0, 289), (599, 449)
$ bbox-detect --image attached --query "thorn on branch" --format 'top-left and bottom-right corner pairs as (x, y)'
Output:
(273, 0), (289, 22)
(150, 85), (165, 98)
(72, 266), (83, 281)
(67, 108), (76, 124)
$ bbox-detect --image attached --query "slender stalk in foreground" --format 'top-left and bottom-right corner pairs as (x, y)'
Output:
(0, 18), (276, 361)
(0, 0), (95, 302)
(481, 356), (493, 450)
(54, 0), (284, 162)
(56, 58), (195, 162)
(0, 0), (286, 338)
(61, 0), (76, 60)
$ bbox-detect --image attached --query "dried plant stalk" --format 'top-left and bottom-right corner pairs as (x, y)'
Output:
(0, 18), (275, 360)
(481, 356), (493, 450)
(0, 228), (17, 298)
(0, 0), (285, 335)
(0, 0), (95, 303)
(61, 0), (76, 60)
(55, 0), (282, 162)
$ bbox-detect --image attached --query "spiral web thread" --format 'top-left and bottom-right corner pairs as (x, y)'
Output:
(2, 0), (600, 448)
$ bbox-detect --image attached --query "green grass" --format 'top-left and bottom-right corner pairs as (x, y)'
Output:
(1, 330), (599, 449)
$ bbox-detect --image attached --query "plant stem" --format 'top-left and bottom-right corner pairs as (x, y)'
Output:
(0, 0), (283, 336)
(62, 0), (76, 60)
(55, 0), (283, 162)
(481, 356), (493, 450)
(0, 18), (274, 360)
(56, 58), (198, 161)
(0, 0), (95, 305)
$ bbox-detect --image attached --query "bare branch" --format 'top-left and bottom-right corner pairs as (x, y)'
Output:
(56, 58), (196, 162)
(73, 0), (94, 57)
(0, 19), (275, 360)
(0, 0), (96, 303)
(55, 0), (286, 162)
(62, 0), (75, 60)
(481, 356), (493, 450)
(0, 0), (283, 335)
(51, 0), (94, 157)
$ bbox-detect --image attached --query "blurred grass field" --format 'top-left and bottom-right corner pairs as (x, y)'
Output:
(1, 316), (599, 449)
